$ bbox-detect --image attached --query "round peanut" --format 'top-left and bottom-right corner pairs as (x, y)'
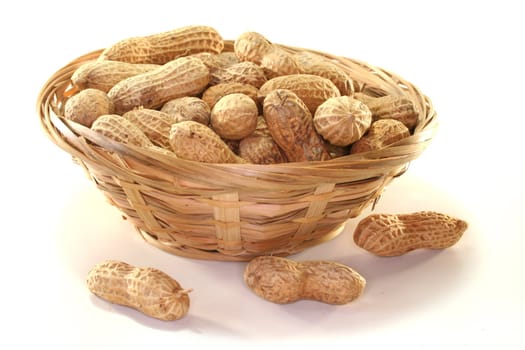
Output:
(64, 88), (114, 127)
(234, 31), (274, 64)
(314, 96), (372, 146)
(211, 93), (258, 140)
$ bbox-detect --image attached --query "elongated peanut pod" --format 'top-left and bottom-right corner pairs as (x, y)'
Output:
(86, 260), (191, 321)
(244, 256), (365, 305)
(99, 25), (224, 64)
(353, 211), (468, 256)
(108, 56), (210, 114)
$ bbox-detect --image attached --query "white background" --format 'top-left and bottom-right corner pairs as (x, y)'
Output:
(1, 0), (524, 349)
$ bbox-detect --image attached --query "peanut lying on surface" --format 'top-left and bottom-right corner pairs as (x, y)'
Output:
(99, 25), (224, 64)
(64, 88), (114, 127)
(353, 211), (468, 256)
(86, 260), (191, 321)
(108, 56), (210, 114)
(263, 89), (331, 162)
(244, 256), (366, 305)
(71, 60), (159, 93)
(169, 121), (247, 163)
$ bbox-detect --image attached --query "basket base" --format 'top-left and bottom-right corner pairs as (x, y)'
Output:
(136, 223), (347, 262)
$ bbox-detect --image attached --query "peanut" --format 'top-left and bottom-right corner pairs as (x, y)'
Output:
(201, 82), (259, 109)
(91, 114), (153, 147)
(160, 96), (210, 125)
(259, 74), (341, 114)
(294, 51), (354, 95)
(263, 89), (331, 162)
(260, 47), (301, 79)
(192, 51), (239, 72)
(71, 60), (159, 93)
(99, 25), (224, 64)
(244, 256), (366, 305)
(108, 56), (209, 114)
(364, 95), (419, 130)
(210, 93), (258, 140)
(238, 117), (287, 164)
(313, 96), (372, 146)
(122, 108), (174, 148)
(210, 61), (267, 88)
(86, 260), (191, 321)
(169, 121), (247, 163)
(234, 31), (273, 64)
(64, 88), (114, 127)
(350, 119), (410, 154)
(353, 211), (468, 256)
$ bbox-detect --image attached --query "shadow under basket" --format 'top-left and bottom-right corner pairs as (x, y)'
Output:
(36, 41), (438, 261)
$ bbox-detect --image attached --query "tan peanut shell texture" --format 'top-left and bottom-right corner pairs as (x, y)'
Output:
(353, 211), (468, 256)
(244, 256), (366, 305)
(86, 260), (191, 321)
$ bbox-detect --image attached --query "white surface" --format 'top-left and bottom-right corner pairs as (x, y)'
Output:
(2, 1), (524, 349)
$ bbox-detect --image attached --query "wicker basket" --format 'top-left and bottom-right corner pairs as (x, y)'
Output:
(36, 40), (437, 261)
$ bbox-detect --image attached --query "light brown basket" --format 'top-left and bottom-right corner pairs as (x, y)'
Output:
(36, 40), (437, 261)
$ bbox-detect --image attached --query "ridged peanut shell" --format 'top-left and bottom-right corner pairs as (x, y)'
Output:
(64, 88), (114, 127)
(259, 74), (341, 114)
(234, 31), (274, 64)
(201, 82), (259, 109)
(169, 121), (247, 163)
(260, 47), (301, 79)
(123, 108), (174, 148)
(91, 114), (153, 147)
(161, 96), (210, 125)
(244, 256), (366, 305)
(350, 119), (410, 154)
(210, 61), (267, 88)
(263, 89), (330, 162)
(108, 56), (210, 114)
(365, 95), (419, 130)
(86, 260), (190, 321)
(99, 25), (224, 64)
(314, 96), (372, 146)
(353, 211), (468, 256)
(210, 93), (258, 140)
(238, 117), (287, 164)
(71, 60), (159, 93)
(192, 51), (239, 72)
(294, 51), (354, 95)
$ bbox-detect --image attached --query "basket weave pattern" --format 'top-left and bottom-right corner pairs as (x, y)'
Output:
(37, 41), (437, 261)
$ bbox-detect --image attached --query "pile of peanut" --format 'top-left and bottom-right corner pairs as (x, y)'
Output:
(65, 25), (419, 163)
(87, 211), (468, 320)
